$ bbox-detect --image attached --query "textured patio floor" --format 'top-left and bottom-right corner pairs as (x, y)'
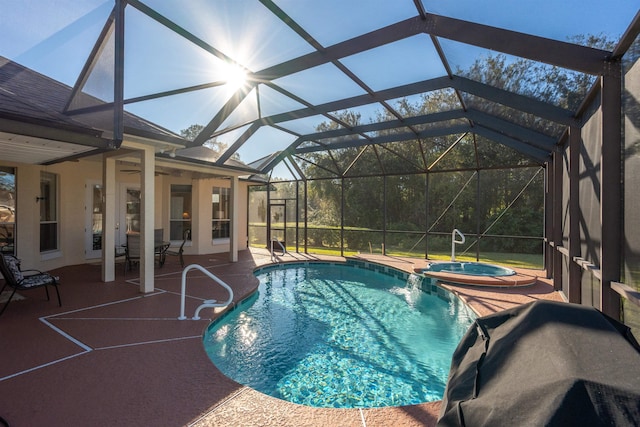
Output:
(0, 248), (563, 426)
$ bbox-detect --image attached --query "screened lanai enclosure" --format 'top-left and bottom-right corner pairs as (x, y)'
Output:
(248, 147), (546, 260)
(2, 2), (640, 327)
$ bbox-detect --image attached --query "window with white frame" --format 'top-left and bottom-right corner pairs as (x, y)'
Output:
(0, 166), (16, 255)
(39, 171), (58, 252)
(212, 187), (230, 240)
(170, 184), (192, 241)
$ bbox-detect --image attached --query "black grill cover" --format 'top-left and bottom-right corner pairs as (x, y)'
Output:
(437, 300), (640, 427)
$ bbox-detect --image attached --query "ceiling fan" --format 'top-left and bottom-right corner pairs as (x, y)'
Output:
(120, 169), (171, 176)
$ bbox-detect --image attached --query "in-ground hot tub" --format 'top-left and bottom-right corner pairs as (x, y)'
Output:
(416, 261), (537, 287)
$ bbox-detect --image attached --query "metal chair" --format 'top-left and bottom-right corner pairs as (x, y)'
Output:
(154, 229), (169, 267)
(125, 234), (141, 271)
(0, 252), (61, 316)
(165, 229), (190, 268)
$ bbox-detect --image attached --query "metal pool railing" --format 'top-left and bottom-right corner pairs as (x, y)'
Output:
(178, 264), (233, 320)
(451, 229), (465, 261)
(270, 237), (286, 262)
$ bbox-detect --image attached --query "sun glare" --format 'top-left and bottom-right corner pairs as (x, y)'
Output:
(220, 62), (248, 91)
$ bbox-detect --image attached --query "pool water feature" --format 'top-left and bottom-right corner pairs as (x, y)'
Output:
(203, 262), (475, 409)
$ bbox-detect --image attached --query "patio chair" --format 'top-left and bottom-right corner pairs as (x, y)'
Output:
(125, 234), (141, 271)
(165, 229), (190, 268)
(154, 229), (170, 267)
(0, 252), (61, 316)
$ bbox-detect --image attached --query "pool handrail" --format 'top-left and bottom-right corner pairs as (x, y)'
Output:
(270, 237), (286, 262)
(178, 263), (234, 320)
(451, 229), (465, 261)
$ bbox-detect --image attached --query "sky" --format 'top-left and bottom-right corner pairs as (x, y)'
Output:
(0, 0), (637, 178)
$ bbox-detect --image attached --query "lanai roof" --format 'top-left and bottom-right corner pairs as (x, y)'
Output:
(1, 1), (639, 177)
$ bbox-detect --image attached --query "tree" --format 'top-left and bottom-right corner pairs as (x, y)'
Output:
(269, 34), (613, 255)
(180, 124), (238, 159)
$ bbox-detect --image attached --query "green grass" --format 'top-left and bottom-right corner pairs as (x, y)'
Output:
(259, 243), (544, 269)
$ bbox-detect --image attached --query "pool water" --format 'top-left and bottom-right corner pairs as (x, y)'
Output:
(424, 261), (516, 276)
(203, 263), (475, 408)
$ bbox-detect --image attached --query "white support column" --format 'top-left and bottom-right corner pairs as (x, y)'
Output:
(229, 176), (239, 262)
(102, 156), (117, 282)
(140, 147), (155, 293)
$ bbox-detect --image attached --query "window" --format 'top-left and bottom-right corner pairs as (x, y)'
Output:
(0, 166), (16, 255)
(212, 187), (230, 239)
(40, 172), (58, 252)
(170, 184), (191, 240)
(125, 188), (141, 233)
(91, 183), (103, 250)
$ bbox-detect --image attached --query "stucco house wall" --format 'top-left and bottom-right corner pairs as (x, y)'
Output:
(2, 156), (250, 273)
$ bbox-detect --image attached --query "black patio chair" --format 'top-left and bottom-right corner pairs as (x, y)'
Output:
(165, 229), (190, 268)
(125, 234), (141, 271)
(0, 252), (61, 316)
(154, 229), (170, 267)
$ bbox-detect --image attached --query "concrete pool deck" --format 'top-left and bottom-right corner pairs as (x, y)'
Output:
(0, 248), (563, 426)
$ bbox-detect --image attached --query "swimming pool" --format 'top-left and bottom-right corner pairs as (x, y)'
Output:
(202, 261), (475, 408)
